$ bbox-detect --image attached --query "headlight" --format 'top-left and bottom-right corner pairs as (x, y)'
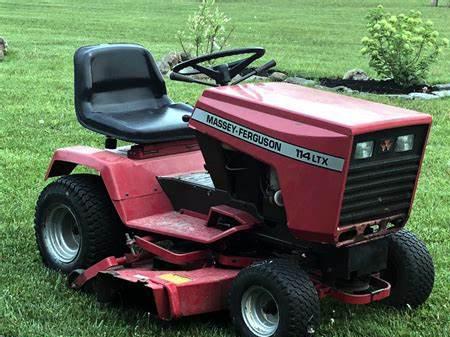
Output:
(395, 134), (414, 152)
(354, 141), (374, 159)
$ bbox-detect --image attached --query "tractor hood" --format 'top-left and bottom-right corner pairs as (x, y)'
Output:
(196, 83), (431, 135)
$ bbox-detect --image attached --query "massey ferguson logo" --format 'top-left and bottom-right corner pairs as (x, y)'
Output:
(380, 139), (394, 152)
(191, 109), (345, 172)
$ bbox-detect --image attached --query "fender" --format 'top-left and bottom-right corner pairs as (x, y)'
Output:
(46, 146), (205, 223)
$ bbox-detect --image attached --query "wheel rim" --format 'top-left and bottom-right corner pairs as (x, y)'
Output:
(43, 204), (81, 263)
(241, 286), (279, 337)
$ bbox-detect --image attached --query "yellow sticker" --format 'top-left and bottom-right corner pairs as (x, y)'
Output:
(158, 273), (192, 285)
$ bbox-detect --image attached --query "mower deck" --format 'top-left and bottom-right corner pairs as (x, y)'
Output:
(100, 265), (239, 319)
(73, 254), (392, 321)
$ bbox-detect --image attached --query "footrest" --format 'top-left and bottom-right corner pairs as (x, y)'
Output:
(127, 206), (258, 244)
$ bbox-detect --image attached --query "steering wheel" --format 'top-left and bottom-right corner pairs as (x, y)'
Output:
(170, 47), (273, 86)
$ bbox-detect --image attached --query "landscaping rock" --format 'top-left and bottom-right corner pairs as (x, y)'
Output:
(247, 75), (267, 82)
(157, 61), (170, 75)
(435, 83), (450, 90)
(269, 71), (288, 82)
(431, 90), (450, 98)
(408, 92), (439, 100)
(285, 77), (316, 86)
(163, 52), (183, 68)
(192, 73), (211, 81)
(158, 51), (190, 75)
(343, 69), (369, 81)
(0, 37), (7, 61)
(384, 94), (413, 100)
(180, 52), (191, 62)
(330, 85), (357, 94)
(0, 37), (8, 54)
(235, 74), (267, 82)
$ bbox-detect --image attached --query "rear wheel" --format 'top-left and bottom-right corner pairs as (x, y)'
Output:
(35, 174), (125, 273)
(382, 229), (434, 308)
(229, 259), (320, 337)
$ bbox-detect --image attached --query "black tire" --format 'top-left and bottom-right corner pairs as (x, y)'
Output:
(382, 229), (434, 309)
(229, 259), (320, 337)
(35, 174), (125, 273)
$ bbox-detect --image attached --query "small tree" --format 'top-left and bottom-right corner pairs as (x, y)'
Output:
(177, 0), (234, 58)
(361, 5), (449, 86)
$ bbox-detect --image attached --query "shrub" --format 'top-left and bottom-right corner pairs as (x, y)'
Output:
(361, 5), (449, 86)
(177, 0), (234, 58)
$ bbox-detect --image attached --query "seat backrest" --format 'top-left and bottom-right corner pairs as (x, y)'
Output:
(74, 44), (171, 123)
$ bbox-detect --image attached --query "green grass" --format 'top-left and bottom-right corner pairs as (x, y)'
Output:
(0, 0), (449, 336)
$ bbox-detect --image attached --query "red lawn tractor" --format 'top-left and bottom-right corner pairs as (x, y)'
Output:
(35, 44), (434, 337)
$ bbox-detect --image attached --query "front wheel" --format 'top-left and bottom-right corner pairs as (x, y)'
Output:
(382, 229), (434, 308)
(35, 174), (125, 273)
(229, 259), (320, 337)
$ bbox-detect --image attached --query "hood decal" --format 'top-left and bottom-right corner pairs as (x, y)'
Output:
(192, 109), (345, 172)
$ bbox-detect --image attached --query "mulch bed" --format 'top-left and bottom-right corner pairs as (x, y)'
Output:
(319, 78), (437, 95)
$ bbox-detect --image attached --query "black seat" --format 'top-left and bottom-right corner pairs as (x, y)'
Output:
(74, 44), (194, 144)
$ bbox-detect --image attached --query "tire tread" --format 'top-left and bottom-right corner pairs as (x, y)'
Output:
(35, 174), (125, 271)
(230, 259), (320, 337)
(383, 229), (434, 308)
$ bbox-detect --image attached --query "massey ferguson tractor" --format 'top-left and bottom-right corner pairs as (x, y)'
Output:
(35, 44), (434, 337)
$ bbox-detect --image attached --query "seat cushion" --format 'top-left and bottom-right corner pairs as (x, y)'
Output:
(83, 102), (194, 144)
(74, 44), (195, 144)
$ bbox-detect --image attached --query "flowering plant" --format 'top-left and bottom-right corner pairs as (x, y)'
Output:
(361, 5), (449, 86)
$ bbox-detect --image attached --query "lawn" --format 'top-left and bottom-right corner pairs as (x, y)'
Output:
(0, 0), (449, 336)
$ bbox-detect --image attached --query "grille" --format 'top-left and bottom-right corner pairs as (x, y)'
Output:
(339, 125), (427, 227)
